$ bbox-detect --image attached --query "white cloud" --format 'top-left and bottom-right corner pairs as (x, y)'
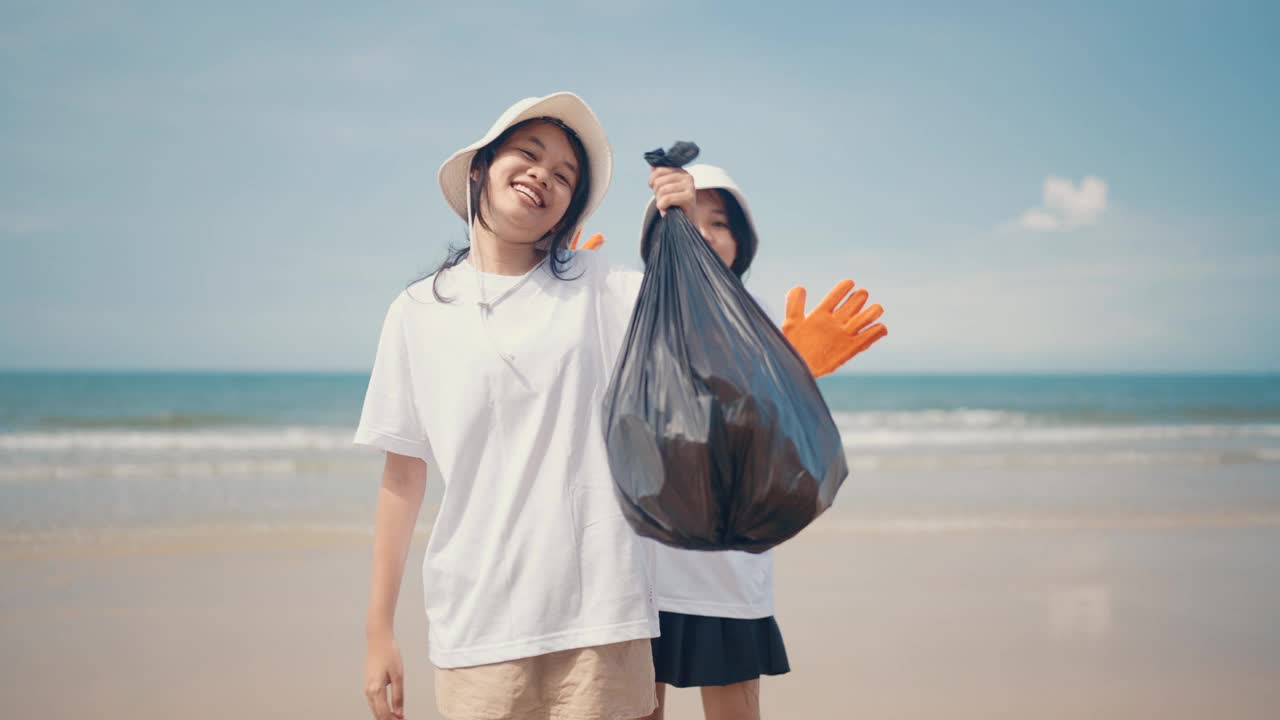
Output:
(1019, 207), (1063, 232)
(1017, 175), (1108, 232)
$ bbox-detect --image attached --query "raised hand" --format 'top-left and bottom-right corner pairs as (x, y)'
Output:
(781, 279), (887, 378)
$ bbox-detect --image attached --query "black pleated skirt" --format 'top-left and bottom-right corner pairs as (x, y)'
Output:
(650, 611), (791, 688)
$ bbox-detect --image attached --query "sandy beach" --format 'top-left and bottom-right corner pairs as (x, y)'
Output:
(5, 506), (1279, 720)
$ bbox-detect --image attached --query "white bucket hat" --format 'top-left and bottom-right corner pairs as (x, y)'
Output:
(437, 91), (612, 241)
(640, 163), (759, 276)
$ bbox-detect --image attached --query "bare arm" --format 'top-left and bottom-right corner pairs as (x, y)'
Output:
(366, 451), (427, 634)
(364, 451), (427, 720)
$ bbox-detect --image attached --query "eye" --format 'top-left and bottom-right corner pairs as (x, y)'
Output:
(555, 173), (571, 186)
(713, 221), (729, 229)
(519, 148), (536, 159)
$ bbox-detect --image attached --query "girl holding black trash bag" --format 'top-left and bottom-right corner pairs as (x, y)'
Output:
(585, 164), (887, 720)
(356, 92), (664, 720)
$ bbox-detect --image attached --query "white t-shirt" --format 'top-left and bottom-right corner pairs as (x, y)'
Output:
(653, 545), (774, 619)
(354, 250), (655, 668)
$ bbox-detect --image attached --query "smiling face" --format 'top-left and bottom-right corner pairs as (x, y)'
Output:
(477, 120), (583, 245)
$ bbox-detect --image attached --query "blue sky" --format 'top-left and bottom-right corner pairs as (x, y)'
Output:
(2, 1), (1277, 372)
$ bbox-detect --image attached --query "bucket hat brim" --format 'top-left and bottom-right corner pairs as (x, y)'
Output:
(438, 92), (612, 238)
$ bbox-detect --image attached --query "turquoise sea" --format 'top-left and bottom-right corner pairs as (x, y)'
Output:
(3, 372), (1278, 539)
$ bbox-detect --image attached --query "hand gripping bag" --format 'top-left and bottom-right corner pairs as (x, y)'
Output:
(603, 143), (848, 553)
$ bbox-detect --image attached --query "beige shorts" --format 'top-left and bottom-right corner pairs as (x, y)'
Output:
(433, 639), (656, 720)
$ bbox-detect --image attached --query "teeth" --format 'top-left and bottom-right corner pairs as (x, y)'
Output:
(514, 184), (542, 207)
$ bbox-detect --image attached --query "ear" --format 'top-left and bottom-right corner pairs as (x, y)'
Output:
(470, 167), (480, 181)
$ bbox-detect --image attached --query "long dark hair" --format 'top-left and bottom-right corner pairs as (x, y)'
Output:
(422, 117), (592, 302)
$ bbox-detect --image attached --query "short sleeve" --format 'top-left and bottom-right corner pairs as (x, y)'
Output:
(582, 252), (644, 367)
(353, 296), (433, 461)
(604, 260), (643, 312)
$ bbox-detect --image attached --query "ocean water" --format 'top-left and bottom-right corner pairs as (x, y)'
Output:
(2, 371), (1278, 540)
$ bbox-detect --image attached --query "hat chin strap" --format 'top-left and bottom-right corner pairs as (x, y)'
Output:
(466, 165), (540, 376)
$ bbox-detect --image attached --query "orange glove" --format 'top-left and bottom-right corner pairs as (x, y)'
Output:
(569, 230), (605, 251)
(782, 279), (887, 378)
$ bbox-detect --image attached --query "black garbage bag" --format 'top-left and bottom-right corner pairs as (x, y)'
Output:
(603, 142), (848, 553)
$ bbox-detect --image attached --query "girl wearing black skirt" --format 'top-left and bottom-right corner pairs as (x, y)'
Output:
(635, 163), (888, 719)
